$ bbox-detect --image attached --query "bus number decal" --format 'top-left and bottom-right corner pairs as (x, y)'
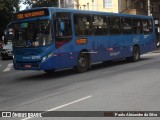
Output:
(76, 38), (87, 45)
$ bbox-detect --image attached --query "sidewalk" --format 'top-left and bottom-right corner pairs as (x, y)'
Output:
(153, 47), (160, 53)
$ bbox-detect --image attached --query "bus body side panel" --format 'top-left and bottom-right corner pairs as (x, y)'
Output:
(51, 36), (94, 70)
(90, 36), (108, 63)
(122, 35), (133, 58)
(140, 34), (156, 54)
(54, 41), (77, 69)
(131, 33), (156, 55)
(107, 35), (129, 60)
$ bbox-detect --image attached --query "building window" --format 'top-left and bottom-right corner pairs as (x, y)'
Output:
(104, 0), (112, 8)
(140, 2), (144, 9)
(151, 3), (155, 13)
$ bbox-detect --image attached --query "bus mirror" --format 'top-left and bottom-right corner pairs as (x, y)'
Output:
(60, 22), (65, 31)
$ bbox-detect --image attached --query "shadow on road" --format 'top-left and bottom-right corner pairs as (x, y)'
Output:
(16, 57), (152, 82)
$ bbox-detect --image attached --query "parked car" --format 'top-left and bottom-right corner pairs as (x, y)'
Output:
(1, 42), (13, 60)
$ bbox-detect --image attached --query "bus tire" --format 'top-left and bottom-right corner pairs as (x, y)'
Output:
(76, 52), (89, 73)
(127, 46), (140, 62)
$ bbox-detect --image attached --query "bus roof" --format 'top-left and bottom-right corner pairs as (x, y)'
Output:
(17, 7), (153, 20)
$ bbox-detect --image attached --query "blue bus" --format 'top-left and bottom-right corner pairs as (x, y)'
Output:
(11, 7), (156, 73)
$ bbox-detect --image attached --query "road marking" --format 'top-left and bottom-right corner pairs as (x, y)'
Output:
(3, 63), (13, 72)
(21, 95), (92, 120)
(47, 95), (92, 111)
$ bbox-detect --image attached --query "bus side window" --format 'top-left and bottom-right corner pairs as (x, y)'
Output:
(122, 18), (133, 34)
(108, 17), (121, 35)
(142, 19), (150, 34)
(55, 19), (72, 37)
(74, 14), (92, 36)
(148, 19), (153, 33)
(54, 12), (72, 37)
(54, 12), (72, 48)
(92, 15), (108, 36)
(133, 19), (143, 34)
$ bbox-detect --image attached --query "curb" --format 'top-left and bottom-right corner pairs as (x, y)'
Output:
(152, 48), (160, 53)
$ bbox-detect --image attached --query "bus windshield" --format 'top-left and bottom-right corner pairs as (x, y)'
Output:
(13, 20), (52, 47)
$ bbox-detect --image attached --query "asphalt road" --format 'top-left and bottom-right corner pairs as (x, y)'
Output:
(0, 52), (160, 120)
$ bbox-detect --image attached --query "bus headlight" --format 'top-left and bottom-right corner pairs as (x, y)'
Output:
(42, 56), (47, 62)
(42, 52), (53, 62)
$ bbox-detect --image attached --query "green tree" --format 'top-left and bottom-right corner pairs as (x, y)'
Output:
(24, 0), (58, 8)
(0, 0), (21, 39)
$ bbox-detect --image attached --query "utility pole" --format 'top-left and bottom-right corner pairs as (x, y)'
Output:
(147, 0), (151, 16)
(58, 0), (61, 8)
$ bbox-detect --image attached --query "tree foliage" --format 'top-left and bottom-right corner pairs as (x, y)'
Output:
(0, 0), (21, 38)
(24, 0), (58, 8)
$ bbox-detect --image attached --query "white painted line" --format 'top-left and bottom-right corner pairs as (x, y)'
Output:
(3, 63), (13, 72)
(21, 95), (92, 120)
(47, 95), (92, 111)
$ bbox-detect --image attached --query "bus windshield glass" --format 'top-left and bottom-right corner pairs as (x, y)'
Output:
(13, 20), (52, 47)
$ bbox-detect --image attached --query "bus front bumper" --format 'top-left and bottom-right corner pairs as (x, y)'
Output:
(13, 56), (57, 71)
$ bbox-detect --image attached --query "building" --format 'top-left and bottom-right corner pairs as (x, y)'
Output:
(122, 0), (160, 45)
(59, 0), (78, 9)
(120, 0), (147, 15)
(78, 0), (119, 12)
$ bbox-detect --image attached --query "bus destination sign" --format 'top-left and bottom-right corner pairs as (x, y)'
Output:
(16, 9), (49, 20)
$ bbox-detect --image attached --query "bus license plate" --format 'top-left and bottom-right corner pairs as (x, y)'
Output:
(24, 64), (32, 68)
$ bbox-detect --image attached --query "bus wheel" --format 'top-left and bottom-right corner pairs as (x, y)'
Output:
(44, 69), (55, 74)
(132, 46), (140, 62)
(127, 46), (140, 62)
(76, 53), (89, 73)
